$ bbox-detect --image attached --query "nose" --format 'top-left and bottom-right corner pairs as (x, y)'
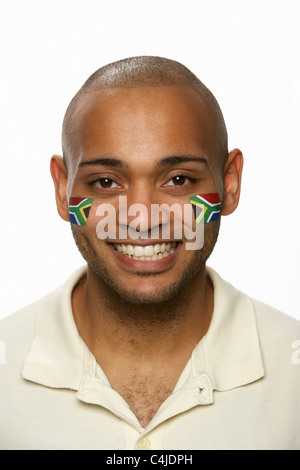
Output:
(117, 185), (170, 239)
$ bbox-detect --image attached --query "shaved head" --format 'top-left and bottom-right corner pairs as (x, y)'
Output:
(62, 56), (228, 170)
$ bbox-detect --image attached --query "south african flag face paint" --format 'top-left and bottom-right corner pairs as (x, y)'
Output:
(68, 197), (93, 226)
(190, 193), (221, 224)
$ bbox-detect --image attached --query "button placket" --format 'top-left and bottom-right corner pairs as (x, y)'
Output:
(196, 375), (213, 405)
(138, 437), (151, 450)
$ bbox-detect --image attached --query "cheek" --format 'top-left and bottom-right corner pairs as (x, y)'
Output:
(190, 193), (221, 224)
(203, 220), (221, 254)
(68, 197), (94, 226)
(70, 222), (106, 265)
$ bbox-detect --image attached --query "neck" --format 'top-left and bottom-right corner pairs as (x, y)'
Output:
(72, 265), (214, 364)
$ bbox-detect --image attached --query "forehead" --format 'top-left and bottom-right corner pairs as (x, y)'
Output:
(69, 85), (219, 170)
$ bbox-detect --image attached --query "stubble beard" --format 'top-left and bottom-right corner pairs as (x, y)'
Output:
(71, 224), (220, 326)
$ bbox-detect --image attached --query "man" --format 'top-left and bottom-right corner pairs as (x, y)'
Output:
(1, 56), (299, 450)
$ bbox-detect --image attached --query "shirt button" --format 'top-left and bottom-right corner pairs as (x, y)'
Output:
(138, 437), (151, 450)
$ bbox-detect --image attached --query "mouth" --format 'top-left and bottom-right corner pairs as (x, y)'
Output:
(111, 241), (179, 261)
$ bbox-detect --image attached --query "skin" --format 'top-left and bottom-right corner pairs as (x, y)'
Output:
(50, 85), (243, 427)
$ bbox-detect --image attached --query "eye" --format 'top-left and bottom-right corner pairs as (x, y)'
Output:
(95, 177), (120, 189)
(165, 175), (194, 186)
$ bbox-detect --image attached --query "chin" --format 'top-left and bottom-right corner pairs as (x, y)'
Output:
(103, 271), (196, 306)
(101, 278), (169, 304)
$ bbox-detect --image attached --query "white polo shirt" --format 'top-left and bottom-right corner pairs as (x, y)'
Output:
(0, 266), (299, 450)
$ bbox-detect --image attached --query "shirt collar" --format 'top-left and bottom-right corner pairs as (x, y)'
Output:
(22, 266), (264, 392)
(22, 266), (89, 390)
(201, 267), (264, 391)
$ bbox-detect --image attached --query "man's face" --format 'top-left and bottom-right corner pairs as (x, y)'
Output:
(65, 85), (223, 303)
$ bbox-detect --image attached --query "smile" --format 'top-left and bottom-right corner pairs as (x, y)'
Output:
(112, 242), (178, 261)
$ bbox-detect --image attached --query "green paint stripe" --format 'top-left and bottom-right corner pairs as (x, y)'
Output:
(69, 207), (87, 226)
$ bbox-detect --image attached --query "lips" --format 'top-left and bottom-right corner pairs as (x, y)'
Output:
(112, 242), (178, 261)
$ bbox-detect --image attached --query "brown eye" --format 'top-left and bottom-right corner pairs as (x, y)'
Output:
(172, 175), (187, 186)
(164, 174), (197, 189)
(165, 175), (189, 187)
(98, 178), (117, 188)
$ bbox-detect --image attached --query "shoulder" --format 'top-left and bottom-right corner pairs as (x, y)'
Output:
(0, 301), (40, 356)
(207, 267), (300, 381)
(0, 285), (61, 337)
(0, 266), (86, 347)
(240, 288), (300, 400)
(0, 266), (86, 371)
(252, 297), (300, 342)
(0, 286), (63, 368)
(0, 301), (41, 385)
(252, 299), (300, 388)
(208, 266), (300, 341)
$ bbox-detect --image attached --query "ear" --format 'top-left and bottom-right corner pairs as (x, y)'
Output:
(50, 155), (70, 222)
(221, 148), (244, 216)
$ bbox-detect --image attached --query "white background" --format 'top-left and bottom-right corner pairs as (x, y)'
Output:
(0, 0), (299, 321)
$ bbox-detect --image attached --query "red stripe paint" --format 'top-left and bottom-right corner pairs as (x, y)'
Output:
(199, 193), (220, 204)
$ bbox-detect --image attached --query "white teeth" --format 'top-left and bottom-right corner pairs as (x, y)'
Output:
(154, 244), (161, 254)
(134, 245), (144, 257)
(127, 244), (134, 255)
(113, 242), (177, 260)
(144, 245), (154, 257)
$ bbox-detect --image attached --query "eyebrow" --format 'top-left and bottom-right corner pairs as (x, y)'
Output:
(78, 158), (128, 169)
(157, 155), (208, 167)
(77, 154), (208, 170)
